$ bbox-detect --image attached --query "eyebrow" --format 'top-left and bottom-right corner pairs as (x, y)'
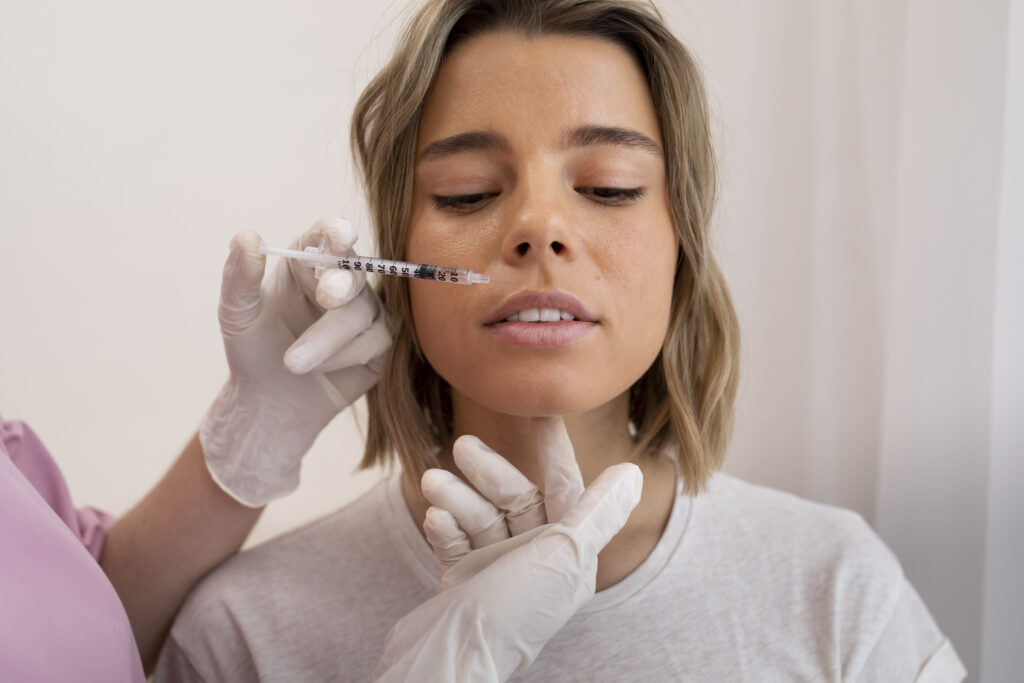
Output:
(562, 125), (662, 155)
(415, 124), (662, 164)
(417, 131), (509, 164)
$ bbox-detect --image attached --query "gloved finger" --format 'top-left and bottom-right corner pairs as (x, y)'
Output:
(423, 506), (472, 572)
(289, 216), (366, 304)
(320, 363), (381, 410)
(283, 288), (378, 374)
(421, 469), (510, 549)
(316, 268), (359, 309)
(314, 315), (391, 373)
(443, 465), (640, 590)
(366, 349), (388, 375)
(218, 230), (267, 333)
(536, 418), (585, 523)
(556, 462), (643, 560)
(453, 435), (547, 536)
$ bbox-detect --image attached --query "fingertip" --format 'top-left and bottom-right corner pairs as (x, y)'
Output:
(452, 434), (488, 461)
(283, 343), (315, 374)
(222, 230), (266, 301)
(619, 462), (644, 508)
(234, 228), (262, 253)
(423, 508), (442, 539)
(423, 506), (440, 534)
(420, 468), (446, 498)
(602, 462), (643, 501)
(424, 505), (452, 530)
(228, 229), (263, 267)
(423, 506), (469, 570)
(316, 268), (356, 308)
(315, 215), (358, 252)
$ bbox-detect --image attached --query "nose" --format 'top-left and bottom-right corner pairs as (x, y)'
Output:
(500, 180), (580, 267)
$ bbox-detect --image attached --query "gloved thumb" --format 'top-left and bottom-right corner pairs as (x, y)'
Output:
(557, 462), (643, 561)
(535, 417), (584, 524)
(218, 229), (267, 332)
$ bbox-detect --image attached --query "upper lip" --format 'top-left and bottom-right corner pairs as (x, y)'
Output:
(485, 290), (598, 325)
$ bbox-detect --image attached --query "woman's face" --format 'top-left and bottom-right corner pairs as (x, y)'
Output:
(407, 31), (677, 418)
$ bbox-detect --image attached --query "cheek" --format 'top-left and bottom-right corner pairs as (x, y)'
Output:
(605, 219), (678, 361)
(409, 279), (484, 393)
(602, 215), (678, 309)
(410, 283), (454, 358)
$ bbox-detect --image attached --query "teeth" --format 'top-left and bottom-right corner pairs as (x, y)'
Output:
(504, 307), (577, 323)
(540, 308), (561, 322)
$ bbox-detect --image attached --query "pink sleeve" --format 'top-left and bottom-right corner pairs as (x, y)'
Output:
(0, 416), (116, 560)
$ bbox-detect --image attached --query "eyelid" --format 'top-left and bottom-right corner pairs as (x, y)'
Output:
(431, 191), (499, 212)
(576, 186), (646, 205)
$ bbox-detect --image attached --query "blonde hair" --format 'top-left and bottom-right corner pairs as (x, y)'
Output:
(351, 0), (740, 494)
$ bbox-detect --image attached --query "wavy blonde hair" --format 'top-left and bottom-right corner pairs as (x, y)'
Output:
(351, 0), (739, 494)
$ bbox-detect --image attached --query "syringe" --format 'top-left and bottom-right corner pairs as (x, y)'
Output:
(258, 240), (502, 285)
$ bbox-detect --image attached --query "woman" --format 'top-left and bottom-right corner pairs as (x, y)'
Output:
(156, 0), (965, 680)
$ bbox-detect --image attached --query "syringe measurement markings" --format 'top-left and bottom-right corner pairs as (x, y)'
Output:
(333, 258), (457, 283)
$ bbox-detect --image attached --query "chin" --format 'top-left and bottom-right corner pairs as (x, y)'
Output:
(458, 375), (623, 418)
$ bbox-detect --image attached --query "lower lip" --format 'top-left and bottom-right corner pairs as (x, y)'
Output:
(485, 320), (597, 347)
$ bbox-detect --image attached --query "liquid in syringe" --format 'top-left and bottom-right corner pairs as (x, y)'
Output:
(258, 240), (504, 286)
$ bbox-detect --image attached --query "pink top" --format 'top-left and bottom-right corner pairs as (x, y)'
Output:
(0, 417), (145, 682)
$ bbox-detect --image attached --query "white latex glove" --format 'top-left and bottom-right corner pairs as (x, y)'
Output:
(419, 420), (586, 572)
(373, 421), (642, 682)
(200, 216), (390, 506)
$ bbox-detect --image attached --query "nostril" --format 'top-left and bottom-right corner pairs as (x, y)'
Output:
(550, 241), (564, 255)
(516, 242), (530, 256)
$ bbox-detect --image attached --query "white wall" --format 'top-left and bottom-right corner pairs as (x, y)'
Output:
(0, 0), (411, 546)
(1, 1), (1018, 680)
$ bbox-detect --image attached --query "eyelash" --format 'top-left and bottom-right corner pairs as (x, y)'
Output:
(431, 187), (646, 212)
(577, 187), (646, 205)
(432, 193), (497, 212)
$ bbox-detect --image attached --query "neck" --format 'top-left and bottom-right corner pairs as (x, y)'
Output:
(447, 390), (635, 485)
(401, 389), (679, 591)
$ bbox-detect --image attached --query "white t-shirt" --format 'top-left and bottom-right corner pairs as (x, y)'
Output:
(154, 472), (965, 682)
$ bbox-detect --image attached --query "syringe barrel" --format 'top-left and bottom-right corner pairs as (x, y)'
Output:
(260, 241), (491, 285)
(324, 255), (475, 285)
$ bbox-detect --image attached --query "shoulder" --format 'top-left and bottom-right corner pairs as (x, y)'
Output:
(157, 476), (432, 681)
(693, 473), (906, 627)
(698, 473), (901, 580)
(688, 474), (943, 674)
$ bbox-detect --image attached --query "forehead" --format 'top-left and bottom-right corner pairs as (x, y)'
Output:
(417, 31), (662, 151)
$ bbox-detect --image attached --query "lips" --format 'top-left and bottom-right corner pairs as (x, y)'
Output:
(484, 290), (598, 348)
(485, 290), (597, 326)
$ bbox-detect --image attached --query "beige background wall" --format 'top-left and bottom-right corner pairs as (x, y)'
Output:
(1, 1), (1020, 680)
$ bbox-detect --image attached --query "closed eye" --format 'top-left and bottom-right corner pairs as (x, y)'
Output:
(577, 187), (646, 205)
(432, 192), (498, 212)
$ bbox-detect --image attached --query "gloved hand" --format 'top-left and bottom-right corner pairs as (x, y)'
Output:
(200, 216), (390, 507)
(419, 419), (586, 574)
(373, 420), (642, 682)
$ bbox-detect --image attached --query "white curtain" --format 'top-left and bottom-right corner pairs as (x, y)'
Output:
(664, 1), (1022, 680)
